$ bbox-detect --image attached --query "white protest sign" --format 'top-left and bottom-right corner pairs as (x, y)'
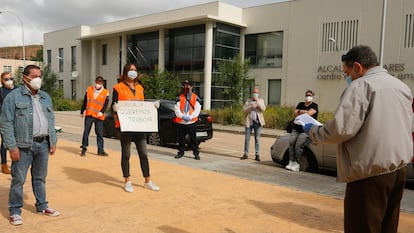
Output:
(117, 101), (158, 132)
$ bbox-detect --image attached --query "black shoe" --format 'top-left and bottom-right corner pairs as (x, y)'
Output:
(255, 156), (261, 161)
(98, 151), (109, 156)
(175, 152), (184, 159)
(240, 155), (248, 160)
(81, 148), (87, 157)
(194, 154), (200, 160)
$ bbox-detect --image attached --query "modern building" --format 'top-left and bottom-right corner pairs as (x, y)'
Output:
(0, 58), (40, 77)
(44, 0), (414, 112)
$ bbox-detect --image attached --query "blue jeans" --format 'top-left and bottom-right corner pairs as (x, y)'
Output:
(9, 139), (50, 215)
(81, 116), (104, 153)
(244, 121), (262, 156)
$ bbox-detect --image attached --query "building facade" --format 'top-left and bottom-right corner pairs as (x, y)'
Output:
(43, 0), (414, 112)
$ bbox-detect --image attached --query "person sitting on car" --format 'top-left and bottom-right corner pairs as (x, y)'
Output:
(286, 89), (318, 172)
(174, 80), (201, 160)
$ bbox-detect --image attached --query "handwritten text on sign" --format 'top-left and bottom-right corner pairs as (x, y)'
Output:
(117, 101), (158, 132)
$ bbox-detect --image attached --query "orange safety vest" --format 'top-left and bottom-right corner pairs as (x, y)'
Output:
(85, 86), (109, 121)
(113, 82), (144, 128)
(176, 93), (198, 123)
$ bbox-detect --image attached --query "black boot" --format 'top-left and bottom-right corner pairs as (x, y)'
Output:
(255, 156), (261, 161)
(81, 147), (87, 157)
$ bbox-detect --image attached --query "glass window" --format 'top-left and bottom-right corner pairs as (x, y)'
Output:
(47, 50), (51, 68)
(127, 31), (159, 73)
(71, 46), (77, 71)
(58, 48), (64, 72)
(268, 79), (281, 105)
(245, 32), (283, 68)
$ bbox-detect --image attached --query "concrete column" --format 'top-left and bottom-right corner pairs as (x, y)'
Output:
(203, 22), (213, 110)
(158, 29), (165, 73)
(121, 34), (127, 70)
(91, 39), (97, 84)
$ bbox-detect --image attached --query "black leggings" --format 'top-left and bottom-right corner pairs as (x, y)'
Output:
(120, 132), (150, 178)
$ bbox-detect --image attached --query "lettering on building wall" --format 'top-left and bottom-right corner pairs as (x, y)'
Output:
(316, 63), (414, 81)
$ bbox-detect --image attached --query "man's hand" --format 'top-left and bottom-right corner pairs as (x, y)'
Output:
(154, 100), (160, 109)
(80, 113), (84, 118)
(303, 123), (314, 134)
(50, 145), (56, 155)
(9, 148), (20, 161)
(112, 103), (118, 112)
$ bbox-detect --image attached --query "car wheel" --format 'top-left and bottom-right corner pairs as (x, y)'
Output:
(300, 147), (318, 172)
(147, 132), (162, 146)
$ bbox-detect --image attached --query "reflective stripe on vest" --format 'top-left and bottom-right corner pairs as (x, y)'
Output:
(85, 86), (108, 121)
(177, 93), (198, 123)
(113, 82), (144, 128)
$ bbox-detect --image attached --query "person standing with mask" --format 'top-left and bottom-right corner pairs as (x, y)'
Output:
(0, 71), (17, 174)
(0, 65), (59, 225)
(285, 89), (318, 172)
(174, 80), (202, 160)
(240, 88), (266, 161)
(80, 76), (109, 156)
(111, 63), (160, 193)
(304, 45), (413, 232)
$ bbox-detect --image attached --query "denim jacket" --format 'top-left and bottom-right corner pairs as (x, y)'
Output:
(0, 85), (57, 150)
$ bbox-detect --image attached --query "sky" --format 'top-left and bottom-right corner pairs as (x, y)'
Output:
(0, 0), (287, 47)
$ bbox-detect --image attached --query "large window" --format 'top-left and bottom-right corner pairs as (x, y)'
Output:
(169, 25), (205, 73)
(58, 48), (63, 72)
(127, 31), (159, 73)
(47, 49), (51, 68)
(71, 46), (77, 71)
(245, 32), (283, 68)
(268, 79), (281, 105)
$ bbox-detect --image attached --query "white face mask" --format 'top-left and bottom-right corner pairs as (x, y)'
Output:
(305, 96), (313, 102)
(95, 84), (103, 90)
(29, 77), (42, 90)
(127, 70), (138, 80)
(4, 80), (13, 89)
(252, 93), (259, 98)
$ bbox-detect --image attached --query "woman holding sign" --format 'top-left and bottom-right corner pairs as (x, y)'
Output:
(111, 63), (160, 193)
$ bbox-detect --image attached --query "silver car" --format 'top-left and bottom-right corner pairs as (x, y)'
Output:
(270, 133), (414, 181)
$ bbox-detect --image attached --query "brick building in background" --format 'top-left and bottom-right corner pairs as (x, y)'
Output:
(0, 45), (42, 60)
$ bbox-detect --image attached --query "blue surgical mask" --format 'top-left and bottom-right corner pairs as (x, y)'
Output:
(127, 70), (138, 80)
(252, 93), (259, 98)
(345, 76), (352, 86)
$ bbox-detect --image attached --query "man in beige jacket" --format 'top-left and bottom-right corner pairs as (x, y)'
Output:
(241, 88), (266, 161)
(304, 45), (413, 233)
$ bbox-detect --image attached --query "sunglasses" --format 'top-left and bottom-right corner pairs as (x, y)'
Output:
(4, 78), (13, 81)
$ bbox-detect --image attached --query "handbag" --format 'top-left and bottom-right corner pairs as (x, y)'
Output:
(286, 120), (295, 133)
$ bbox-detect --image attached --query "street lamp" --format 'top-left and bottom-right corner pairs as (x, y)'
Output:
(0, 10), (25, 66)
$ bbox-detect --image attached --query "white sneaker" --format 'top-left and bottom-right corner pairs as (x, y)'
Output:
(285, 160), (293, 170)
(124, 181), (134, 193)
(144, 180), (160, 191)
(290, 161), (300, 172)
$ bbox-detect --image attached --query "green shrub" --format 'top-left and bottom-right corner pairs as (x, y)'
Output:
(208, 105), (334, 130)
(52, 98), (83, 111)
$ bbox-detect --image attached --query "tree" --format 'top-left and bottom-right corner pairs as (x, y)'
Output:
(140, 66), (181, 100)
(218, 52), (250, 107)
(30, 48), (43, 62)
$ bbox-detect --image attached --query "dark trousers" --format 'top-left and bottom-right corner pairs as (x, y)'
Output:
(1, 135), (6, 164)
(344, 168), (406, 233)
(120, 132), (150, 178)
(177, 123), (198, 156)
(81, 116), (104, 153)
